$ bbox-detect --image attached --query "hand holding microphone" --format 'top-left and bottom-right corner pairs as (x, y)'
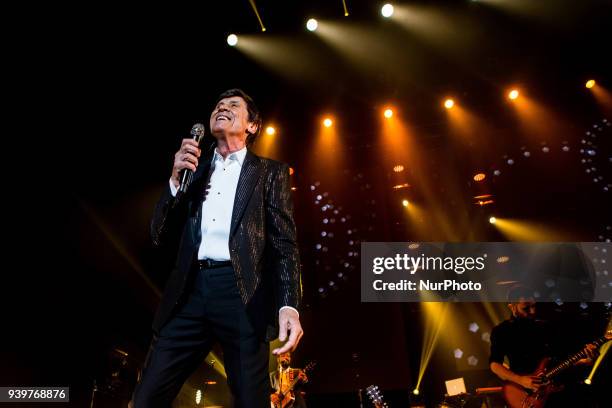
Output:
(171, 123), (205, 199)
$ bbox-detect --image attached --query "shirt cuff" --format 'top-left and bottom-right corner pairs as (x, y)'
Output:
(169, 178), (178, 197)
(279, 306), (299, 318)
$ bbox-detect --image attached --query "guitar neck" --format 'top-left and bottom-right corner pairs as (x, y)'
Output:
(545, 335), (609, 379)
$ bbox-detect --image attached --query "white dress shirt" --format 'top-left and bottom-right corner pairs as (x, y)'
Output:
(169, 147), (297, 316)
(170, 147), (245, 260)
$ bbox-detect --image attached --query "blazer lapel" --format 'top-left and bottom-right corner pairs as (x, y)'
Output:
(230, 151), (262, 238)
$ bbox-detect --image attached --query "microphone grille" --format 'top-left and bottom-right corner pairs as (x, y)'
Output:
(191, 123), (206, 142)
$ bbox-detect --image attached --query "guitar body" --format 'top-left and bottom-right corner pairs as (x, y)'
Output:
(270, 392), (295, 408)
(502, 359), (563, 408)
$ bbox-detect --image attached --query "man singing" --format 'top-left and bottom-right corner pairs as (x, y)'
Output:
(132, 89), (303, 407)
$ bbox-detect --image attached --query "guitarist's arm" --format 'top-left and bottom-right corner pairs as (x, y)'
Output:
(296, 369), (308, 384)
(489, 326), (542, 391)
(490, 362), (541, 391)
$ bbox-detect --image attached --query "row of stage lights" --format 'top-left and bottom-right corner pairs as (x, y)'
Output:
(260, 82), (598, 136)
(226, 3), (612, 48)
(226, 3), (427, 44)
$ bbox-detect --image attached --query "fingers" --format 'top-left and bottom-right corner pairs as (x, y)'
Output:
(585, 343), (598, 359)
(278, 316), (288, 342)
(181, 138), (201, 152)
(173, 139), (202, 177)
(272, 318), (304, 355)
(181, 140), (201, 157)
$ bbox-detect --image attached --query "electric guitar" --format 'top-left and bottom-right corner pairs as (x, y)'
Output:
(365, 385), (388, 408)
(270, 361), (316, 408)
(503, 328), (611, 408)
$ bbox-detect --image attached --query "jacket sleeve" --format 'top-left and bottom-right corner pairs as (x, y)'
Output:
(150, 182), (189, 249)
(265, 163), (302, 311)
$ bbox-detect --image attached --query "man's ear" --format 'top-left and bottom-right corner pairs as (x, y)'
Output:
(247, 122), (258, 135)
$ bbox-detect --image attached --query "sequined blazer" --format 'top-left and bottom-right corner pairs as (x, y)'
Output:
(150, 148), (301, 337)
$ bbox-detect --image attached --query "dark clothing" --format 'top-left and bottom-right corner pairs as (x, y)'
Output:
(489, 318), (551, 374)
(150, 149), (301, 338)
(133, 149), (301, 407)
(133, 265), (270, 408)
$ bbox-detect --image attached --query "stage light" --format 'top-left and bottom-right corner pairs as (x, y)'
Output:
(196, 389), (202, 404)
(508, 89), (520, 100)
(584, 378), (592, 385)
(444, 99), (455, 109)
(402, 199), (409, 207)
(586, 79), (596, 89)
(227, 34), (238, 46)
(412, 389), (420, 395)
(473, 173), (486, 182)
(266, 126), (276, 135)
(454, 348), (463, 359)
(381, 4), (394, 18)
(489, 216), (496, 224)
(289, 167), (294, 175)
(384, 108), (393, 118)
(323, 118), (333, 127)
(497, 256), (509, 263)
(393, 164), (404, 172)
(306, 18), (318, 32)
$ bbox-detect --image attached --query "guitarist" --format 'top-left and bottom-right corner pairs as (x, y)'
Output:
(489, 285), (598, 407)
(270, 352), (308, 408)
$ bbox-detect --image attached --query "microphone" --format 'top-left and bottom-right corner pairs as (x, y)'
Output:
(176, 123), (206, 199)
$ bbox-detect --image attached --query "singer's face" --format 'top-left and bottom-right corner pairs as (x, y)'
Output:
(210, 96), (256, 140)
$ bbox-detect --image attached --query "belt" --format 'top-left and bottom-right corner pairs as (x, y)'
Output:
(197, 259), (232, 269)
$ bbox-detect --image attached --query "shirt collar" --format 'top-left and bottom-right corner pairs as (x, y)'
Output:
(213, 146), (248, 166)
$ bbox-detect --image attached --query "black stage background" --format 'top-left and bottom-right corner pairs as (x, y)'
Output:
(3, 1), (612, 406)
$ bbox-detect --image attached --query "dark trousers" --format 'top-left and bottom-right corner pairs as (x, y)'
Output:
(132, 265), (270, 408)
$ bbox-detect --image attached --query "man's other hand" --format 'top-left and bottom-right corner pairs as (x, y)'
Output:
(272, 308), (303, 355)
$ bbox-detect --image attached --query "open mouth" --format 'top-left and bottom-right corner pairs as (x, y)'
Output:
(216, 113), (231, 122)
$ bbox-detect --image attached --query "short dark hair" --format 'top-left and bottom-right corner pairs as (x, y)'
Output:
(506, 284), (534, 303)
(215, 88), (262, 146)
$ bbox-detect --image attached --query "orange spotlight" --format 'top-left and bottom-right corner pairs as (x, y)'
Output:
(586, 79), (596, 89)
(489, 216), (497, 224)
(265, 126), (276, 135)
(473, 173), (486, 182)
(384, 108), (393, 118)
(402, 199), (410, 207)
(289, 167), (294, 175)
(393, 164), (405, 173)
(323, 118), (333, 127)
(508, 89), (520, 100)
(444, 99), (455, 109)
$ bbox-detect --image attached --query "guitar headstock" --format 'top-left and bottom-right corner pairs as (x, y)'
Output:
(365, 385), (388, 408)
(304, 361), (317, 372)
